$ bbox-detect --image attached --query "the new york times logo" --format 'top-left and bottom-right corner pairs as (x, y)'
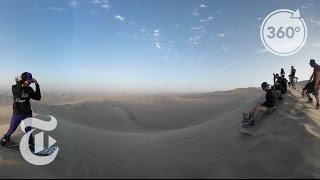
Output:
(20, 115), (59, 166)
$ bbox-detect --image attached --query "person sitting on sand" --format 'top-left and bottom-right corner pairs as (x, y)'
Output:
(309, 59), (320, 109)
(0, 72), (41, 147)
(246, 82), (277, 126)
(273, 73), (286, 94)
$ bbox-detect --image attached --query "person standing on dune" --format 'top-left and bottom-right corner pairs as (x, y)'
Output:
(289, 66), (297, 89)
(281, 68), (285, 79)
(0, 72), (41, 147)
(309, 59), (320, 109)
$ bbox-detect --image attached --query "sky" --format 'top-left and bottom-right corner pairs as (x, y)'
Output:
(0, 0), (319, 93)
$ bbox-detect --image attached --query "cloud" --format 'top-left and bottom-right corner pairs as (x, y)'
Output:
(188, 36), (200, 45)
(200, 4), (207, 8)
(257, 48), (269, 53)
(312, 41), (320, 48)
(216, 33), (226, 38)
(153, 29), (161, 37)
(141, 28), (146, 32)
(193, 8), (199, 16)
(80, 70), (91, 73)
(211, 32), (229, 42)
(115, 15), (125, 22)
(190, 26), (206, 34)
(49, 7), (66, 12)
(69, 0), (78, 7)
(93, 0), (110, 10)
(200, 16), (215, 23)
(200, 19), (209, 23)
(156, 43), (162, 49)
(151, 29), (164, 49)
(101, 4), (110, 10)
(191, 26), (203, 30)
(310, 18), (320, 26)
(221, 45), (230, 51)
(301, 2), (313, 9)
(92, 0), (108, 3)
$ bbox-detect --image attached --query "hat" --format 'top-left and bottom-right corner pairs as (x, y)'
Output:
(310, 59), (316, 64)
(261, 82), (270, 88)
(21, 72), (33, 83)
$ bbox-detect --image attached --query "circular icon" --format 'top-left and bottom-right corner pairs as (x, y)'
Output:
(260, 9), (307, 56)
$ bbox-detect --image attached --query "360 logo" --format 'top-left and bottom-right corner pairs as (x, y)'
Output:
(20, 116), (59, 166)
(260, 9), (307, 56)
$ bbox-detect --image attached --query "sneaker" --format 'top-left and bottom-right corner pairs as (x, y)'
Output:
(248, 117), (255, 126)
(0, 138), (8, 146)
(241, 113), (250, 123)
(308, 98), (313, 103)
(0, 135), (10, 146)
(317, 104), (319, 109)
(243, 122), (252, 129)
(243, 118), (254, 128)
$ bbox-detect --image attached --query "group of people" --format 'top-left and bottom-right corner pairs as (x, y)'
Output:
(244, 59), (320, 128)
(273, 66), (297, 94)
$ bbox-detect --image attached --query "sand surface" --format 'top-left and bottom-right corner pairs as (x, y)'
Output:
(0, 87), (320, 178)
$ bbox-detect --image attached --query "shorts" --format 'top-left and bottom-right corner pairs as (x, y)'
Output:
(265, 106), (277, 114)
(304, 82), (314, 94)
(307, 87), (314, 94)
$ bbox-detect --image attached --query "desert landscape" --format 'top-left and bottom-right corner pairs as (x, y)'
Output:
(1, 0), (319, 178)
(1, 82), (320, 178)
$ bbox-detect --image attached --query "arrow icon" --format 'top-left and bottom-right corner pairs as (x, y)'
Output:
(48, 136), (57, 147)
(291, 9), (301, 19)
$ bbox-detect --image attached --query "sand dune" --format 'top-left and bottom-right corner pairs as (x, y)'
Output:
(0, 106), (12, 126)
(1, 87), (320, 178)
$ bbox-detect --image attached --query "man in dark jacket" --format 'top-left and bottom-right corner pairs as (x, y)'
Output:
(247, 82), (277, 126)
(0, 72), (41, 146)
